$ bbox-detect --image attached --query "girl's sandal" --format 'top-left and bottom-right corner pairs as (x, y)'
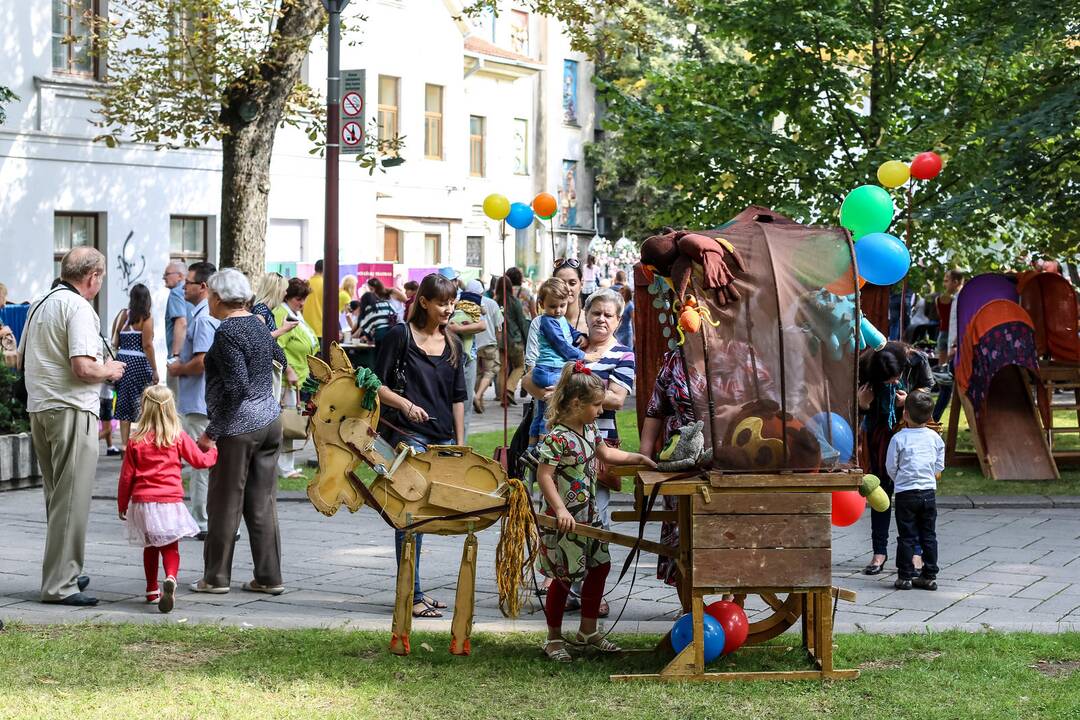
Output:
(576, 630), (621, 653)
(542, 639), (573, 663)
(145, 589), (161, 604)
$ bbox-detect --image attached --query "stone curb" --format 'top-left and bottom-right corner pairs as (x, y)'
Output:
(78, 491), (1077, 510)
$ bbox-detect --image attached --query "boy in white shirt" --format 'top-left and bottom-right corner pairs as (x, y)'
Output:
(885, 389), (944, 591)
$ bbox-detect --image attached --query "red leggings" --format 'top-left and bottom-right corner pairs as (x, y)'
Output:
(143, 542), (181, 592)
(545, 562), (610, 629)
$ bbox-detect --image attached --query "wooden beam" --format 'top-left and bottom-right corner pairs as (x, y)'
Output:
(531, 514), (677, 558)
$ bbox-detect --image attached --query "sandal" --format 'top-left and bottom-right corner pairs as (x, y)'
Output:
(576, 629), (621, 653)
(542, 639), (573, 663)
(284, 470), (306, 479)
(145, 589), (161, 604)
(412, 601), (442, 618)
(418, 594), (447, 610)
(242, 580), (285, 595)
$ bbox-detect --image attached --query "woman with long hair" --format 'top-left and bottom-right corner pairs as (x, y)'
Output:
(373, 273), (466, 618)
(112, 283), (158, 449)
(251, 272), (298, 340)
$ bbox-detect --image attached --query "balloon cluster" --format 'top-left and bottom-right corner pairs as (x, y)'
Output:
(838, 151), (943, 288)
(670, 600), (749, 662)
(482, 192), (557, 230)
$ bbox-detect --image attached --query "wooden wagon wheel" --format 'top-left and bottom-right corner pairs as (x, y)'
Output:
(732, 592), (804, 645)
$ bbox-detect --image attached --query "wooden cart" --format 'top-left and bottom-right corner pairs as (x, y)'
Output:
(611, 469), (861, 682)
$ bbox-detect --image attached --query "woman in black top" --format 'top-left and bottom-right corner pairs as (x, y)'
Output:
(373, 272), (466, 618)
(857, 341), (934, 575)
(191, 268), (288, 596)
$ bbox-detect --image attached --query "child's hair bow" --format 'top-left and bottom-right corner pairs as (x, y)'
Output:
(573, 360), (592, 375)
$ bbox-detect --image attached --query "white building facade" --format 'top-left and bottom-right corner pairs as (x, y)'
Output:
(0, 0), (598, 329)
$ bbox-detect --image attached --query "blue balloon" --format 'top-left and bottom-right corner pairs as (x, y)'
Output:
(671, 612), (726, 663)
(809, 412), (854, 464)
(854, 232), (910, 286)
(506, 202), (535, 230)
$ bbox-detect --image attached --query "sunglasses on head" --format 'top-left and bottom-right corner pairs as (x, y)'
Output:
(554, 258), (580, 270)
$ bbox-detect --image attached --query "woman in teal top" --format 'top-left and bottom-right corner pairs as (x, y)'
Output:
(272, 278), (319, 478)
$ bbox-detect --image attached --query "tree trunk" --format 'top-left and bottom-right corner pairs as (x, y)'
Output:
(219, 124), (275, 277)
(217, 0), (324, 276)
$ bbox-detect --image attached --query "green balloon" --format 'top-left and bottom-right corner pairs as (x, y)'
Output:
(839, 185), (894, 239)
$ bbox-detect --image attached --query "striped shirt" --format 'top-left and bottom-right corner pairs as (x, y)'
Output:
(588, 343), (635, 441)
(359, 300), (398, 341)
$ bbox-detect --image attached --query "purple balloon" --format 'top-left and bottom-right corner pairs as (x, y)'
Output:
(855, 233), (910, 286)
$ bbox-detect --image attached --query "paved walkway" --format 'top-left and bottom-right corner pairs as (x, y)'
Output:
(2, 450), (1080, 635)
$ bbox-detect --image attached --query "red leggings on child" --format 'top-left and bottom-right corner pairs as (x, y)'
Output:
(143, 542), (180, 591)
(544, 562), (610, 628)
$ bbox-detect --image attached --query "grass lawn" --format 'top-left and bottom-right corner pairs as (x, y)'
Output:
(0, 625), (1077, 719)
(279, 408), (1080, 496)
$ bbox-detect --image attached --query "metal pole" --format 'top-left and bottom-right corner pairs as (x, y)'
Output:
(321, 0), (348, 357)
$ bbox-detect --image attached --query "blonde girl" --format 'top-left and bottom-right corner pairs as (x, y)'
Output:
(535, 361), (655, 662)
(117, 385), (218, 612)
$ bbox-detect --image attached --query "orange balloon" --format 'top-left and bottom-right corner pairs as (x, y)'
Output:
(532, 192), (557, 220)
(825, 267), (867, 296)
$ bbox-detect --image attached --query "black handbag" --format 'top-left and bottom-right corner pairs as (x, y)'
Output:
(378, 323), (412, 443)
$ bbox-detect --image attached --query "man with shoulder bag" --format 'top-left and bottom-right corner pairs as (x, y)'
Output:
(19, 248), (126, 606)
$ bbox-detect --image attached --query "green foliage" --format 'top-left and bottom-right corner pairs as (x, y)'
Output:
(0, 366), (30, 435)
(0, 86), (17, 125)
(590, 0), (1080, 278)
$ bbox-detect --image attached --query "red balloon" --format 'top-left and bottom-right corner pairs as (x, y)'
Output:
(832, 490), (867, 527)
(910, 151), (943, 180)
(705, 600), (749, 655)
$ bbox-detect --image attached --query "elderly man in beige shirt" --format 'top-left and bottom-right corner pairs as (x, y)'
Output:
(19, 247), (126, 605)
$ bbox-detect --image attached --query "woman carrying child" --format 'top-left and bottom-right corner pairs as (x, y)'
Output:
(117, 385), (218, 613)
(535, 361), (655, 662)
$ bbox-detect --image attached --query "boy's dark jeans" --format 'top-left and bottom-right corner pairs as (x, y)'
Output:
(895, 489), (939, 581)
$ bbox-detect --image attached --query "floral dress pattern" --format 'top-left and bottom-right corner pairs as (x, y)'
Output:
(536, 423), (610, 582)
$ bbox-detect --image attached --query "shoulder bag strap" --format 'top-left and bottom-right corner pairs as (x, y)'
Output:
(18, 286), (73, 369)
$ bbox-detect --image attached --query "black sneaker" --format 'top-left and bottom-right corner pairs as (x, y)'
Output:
(912, 576), (938, 591)
(894, 578), (912, 590)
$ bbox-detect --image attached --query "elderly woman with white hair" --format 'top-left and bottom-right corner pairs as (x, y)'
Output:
(190, 268), (288, 596)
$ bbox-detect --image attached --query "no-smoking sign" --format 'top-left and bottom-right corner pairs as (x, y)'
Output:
(342, 91), (363, 117)
(342, 121), (363, 146)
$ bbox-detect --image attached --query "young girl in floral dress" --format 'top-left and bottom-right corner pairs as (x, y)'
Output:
(536, 361), (655, 662)
(118, 385), (218, 613)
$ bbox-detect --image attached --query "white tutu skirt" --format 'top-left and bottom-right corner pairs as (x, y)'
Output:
(125, 501), (200, 547)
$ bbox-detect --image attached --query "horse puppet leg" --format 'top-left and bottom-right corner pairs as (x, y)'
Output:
(390, 532), (416, 656)
(449, 531), (478, 656)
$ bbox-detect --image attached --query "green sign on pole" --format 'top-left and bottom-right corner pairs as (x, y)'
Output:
(340, 69), (366, 155)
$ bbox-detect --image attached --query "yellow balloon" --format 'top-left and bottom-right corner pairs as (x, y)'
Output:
(483, 193), (510, 221)
(877, 160), (910, 189)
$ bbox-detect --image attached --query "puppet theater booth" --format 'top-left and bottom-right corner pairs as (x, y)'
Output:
(622, 206), (867, 682)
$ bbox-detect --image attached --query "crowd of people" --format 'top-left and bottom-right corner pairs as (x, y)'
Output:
(11, 246), (990, 661)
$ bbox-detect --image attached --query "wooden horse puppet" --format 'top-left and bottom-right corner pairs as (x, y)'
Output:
(303, 344), (535, 656)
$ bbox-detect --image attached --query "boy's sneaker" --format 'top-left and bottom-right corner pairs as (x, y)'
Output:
(894, 578), (912, 590)
(912, 576), (938, 591)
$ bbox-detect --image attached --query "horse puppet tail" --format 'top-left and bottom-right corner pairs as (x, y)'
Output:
(495, 478), (538, 618)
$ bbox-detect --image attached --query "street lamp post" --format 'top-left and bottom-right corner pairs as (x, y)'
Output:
(321, 0), (349, 358)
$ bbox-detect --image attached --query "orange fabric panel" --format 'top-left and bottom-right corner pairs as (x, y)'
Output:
(956, 299), (1035, 396)
(1019, 272), (1080, 363)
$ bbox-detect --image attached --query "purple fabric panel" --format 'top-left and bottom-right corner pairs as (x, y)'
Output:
(956, 274), (1018, 352)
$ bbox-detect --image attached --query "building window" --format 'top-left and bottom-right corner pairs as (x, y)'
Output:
(559, 160), (578, 227)
(169, 216), (208, 264)
(382, 227), (400, 262)
(52, 0), (98, 77)
(510, 10), (529, 56)
(424, 84), (443, 160)
(168, 5), (203, 83)
(469, 116), (485, 177)
(53, 212), (98, 278)
(513, 118), (529, 175)
(466, 235), (483, 269)
(424, 233), (441, 264)
(562, 60), (579, 125)
(378, 75), (399, 146)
